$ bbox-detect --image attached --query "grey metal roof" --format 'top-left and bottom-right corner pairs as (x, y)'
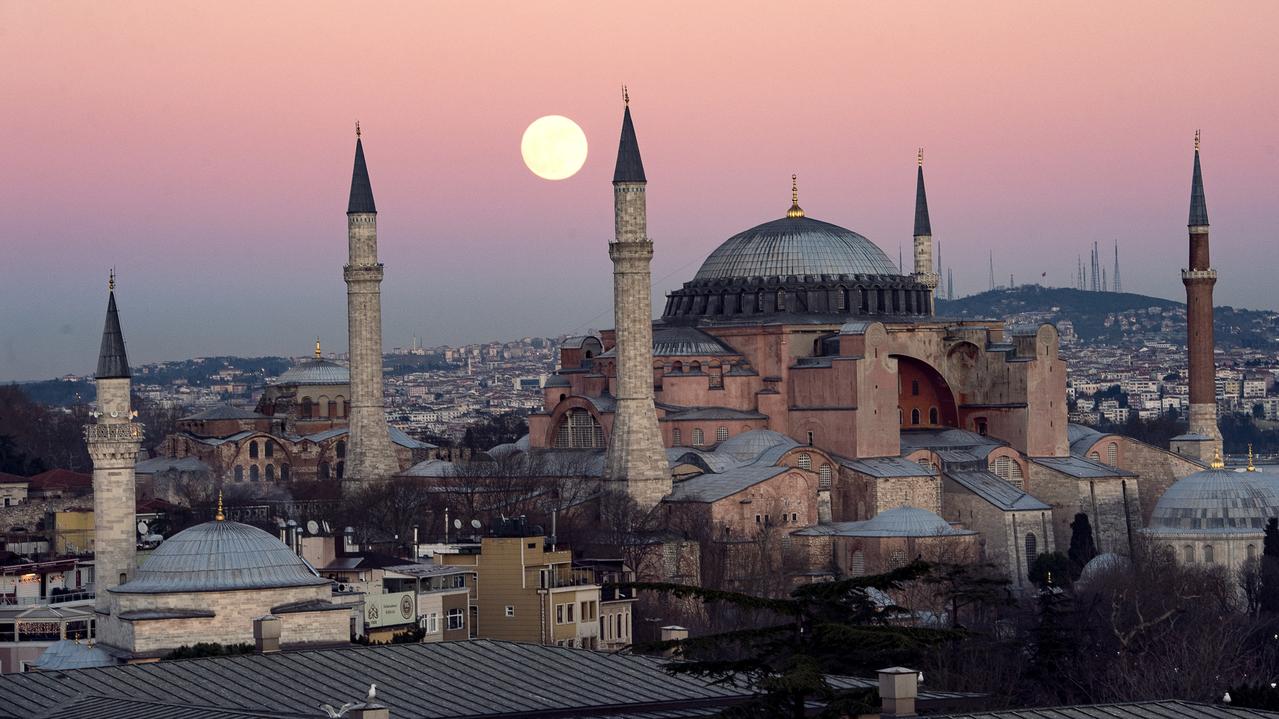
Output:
(930, 699), (1279, 719)
(402, 459), (459, 477)
(714, 429), (798, 463)
(914, 163), (932, 237)
(1067, 423), (1108, 456)
(667, 448), (737, 474)
(839, 455), (935, 478)
(0, 639), (867, 719)
(793, 507), (975, 538)
(1032, 455), (1136, 479)
(692, 215), (899, 281)
(665, 465), (791, 503)
(1190, 147), (1209, 226)
(601, 327), (740, 358)
(31, 641), (117, 672)
(900, 428), (1004, 452)
(348, 136), (376, 213)
(613, 104), (646, 183)
(945, 469), (1052, 511)
(1146, 467), (1279, 533)
(301, 426), (433, 450)
(47, 695), (312, 719)
(135, 456), (212, 474)
(276, 358), (350, 386)
(113, 520), (329, 594)
(544, 374), (571, 387)
(180, 404), (266, 421)
(661, 405), (766, 421)
(95, 291), (130, 379)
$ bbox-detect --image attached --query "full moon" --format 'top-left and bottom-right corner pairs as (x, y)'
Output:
(521, 115), (588, 180)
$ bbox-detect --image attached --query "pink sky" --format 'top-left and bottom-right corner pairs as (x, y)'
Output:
(2, 1), (1277, 380)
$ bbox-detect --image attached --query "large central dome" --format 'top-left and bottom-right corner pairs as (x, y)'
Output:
(693, 215), (899, 282)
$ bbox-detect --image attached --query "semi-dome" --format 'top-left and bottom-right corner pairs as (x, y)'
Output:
(794, 506), (976, 538)
(694, 215), (900, 282)
(277, 358), (350, 386)
(715, 429), (798, 463)
(1146, 466), (1279, 533)
(112, 520), (329, 594)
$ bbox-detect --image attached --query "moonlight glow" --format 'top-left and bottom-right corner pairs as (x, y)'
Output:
(521, 115), (588, 180)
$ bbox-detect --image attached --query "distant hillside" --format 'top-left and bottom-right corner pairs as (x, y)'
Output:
(936, 285), (1278, 348)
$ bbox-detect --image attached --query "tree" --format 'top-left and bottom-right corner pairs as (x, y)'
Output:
(626, 562), (958, 718)
(1028, 552), (1071, 588)
(1067, 513), (1099, 580)
(1261, 518), (1279, 614)
(923, 561), (1014, 630)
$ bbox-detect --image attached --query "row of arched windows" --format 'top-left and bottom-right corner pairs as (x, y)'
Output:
(1088, 442), (1120, 466)
(233, 463), (289, 482)
(247, 440), (276, 460)
(554, 409), (604, 449)
(900, 407), (941, 426)
(1175, 543), (1256, 564)
(299, 397), (349, 419)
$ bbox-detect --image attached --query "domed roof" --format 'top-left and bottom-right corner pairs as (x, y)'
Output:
(715, 429), (798, 463)
(277, 358), (350, 386)
(1078, 552), (1130, 584)
(1147, 466), (1279, 534)
(693, 215), (899, 282)
(794, 506), (976, 538)
(112, 520), (329, 594)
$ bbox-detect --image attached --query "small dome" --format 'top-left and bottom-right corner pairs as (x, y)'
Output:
(715, 429), (798, 463)
(1078, 553), (1130, 584)
(277, 358), (350, 386)
(1147, 466), (1279, 533)
(851, 507), (972, 537)
(693, 215), (899, 282)
(113, 520), (328, 594)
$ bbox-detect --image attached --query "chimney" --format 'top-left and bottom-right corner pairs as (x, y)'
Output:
(253, 615), (281, 653)
(659, 625), (688, 657)
(877, 666), (919, 717)
(352, 705), (389, 719)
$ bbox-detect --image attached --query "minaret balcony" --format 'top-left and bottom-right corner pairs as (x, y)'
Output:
(1181, 269), (1217, 281)
(84, 423), (144, 442)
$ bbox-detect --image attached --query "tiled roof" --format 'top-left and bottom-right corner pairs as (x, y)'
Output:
(26, 469), (92, 492)
(931, 699), (1277, 719)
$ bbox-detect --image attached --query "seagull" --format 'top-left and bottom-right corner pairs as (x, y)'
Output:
(368, 683), (377, 701)
(319, 702), (357, 718)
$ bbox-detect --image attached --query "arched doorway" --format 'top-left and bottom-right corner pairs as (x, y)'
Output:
(893, 355), (959, 428)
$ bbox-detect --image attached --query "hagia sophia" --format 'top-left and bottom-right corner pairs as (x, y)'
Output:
(41, 96), (1279, 669)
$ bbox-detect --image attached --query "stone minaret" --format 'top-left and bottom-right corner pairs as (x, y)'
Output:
(86, 272), (143, 613)
(912, 149), (939, 306)
(343, 126), (400, 484)
(1172, 131), (1223, 462)
(603, 96), (671, 508)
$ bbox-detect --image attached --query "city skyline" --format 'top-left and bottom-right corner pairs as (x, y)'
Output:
(4, 1), (1279, 380)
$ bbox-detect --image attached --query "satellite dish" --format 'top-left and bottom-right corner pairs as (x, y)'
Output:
(136, 521), (148, 535)
(306, 520), (319, 535)
(470, 519), (482, 530)
(322, 521), (332, 534)
(453, 519), (462, 529)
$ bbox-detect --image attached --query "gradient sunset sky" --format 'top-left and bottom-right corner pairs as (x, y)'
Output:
(2, 1), (1277, 380)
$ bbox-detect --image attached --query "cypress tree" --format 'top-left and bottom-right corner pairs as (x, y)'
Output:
(1067, 513), (1098, 579)
(1260, 518), (1279, 614)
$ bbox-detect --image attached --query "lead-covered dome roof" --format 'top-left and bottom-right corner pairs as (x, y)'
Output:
(1146, 466), (1279, 534)
(113, 520), (329, 593)
(693, 216), (899, 282)
(277, 358), (350, 386)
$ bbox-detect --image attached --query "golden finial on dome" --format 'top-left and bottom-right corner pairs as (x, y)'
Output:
(1210, 447), (1225, 469)
(1194, 129), (1201, 152)
(356, 120), (361, 139)
(786, 174), (805, 219)
(215, 491), (225, 521)
(315, 337), (322, 359)
(622, 84), (629, 105)
(1248, 444), (1257, 472)
(918, 147), (923, 167)
(108, 268), (115, 292)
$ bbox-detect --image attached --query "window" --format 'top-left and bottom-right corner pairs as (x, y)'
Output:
(301, 397), (313, 417)
(976, 418), (988, 436)
(911, 379), (920, 396)
(818, 464), (832, 490)
(851, 550), (866, 577)
(776, 289), (786, 311)
(505, 606), (515, 618)
(716, 426), (729, 442)
(890, 550), (908, 567)
(554, 409), (605, 449)
(690, 361), (701, 374)
(281, 464), (290, 481)
(265, 464), (275, 481)
(453, 574), (465, 588)
(672, 361), (683, 373)
(672, 428), (682, 446)
(1025, 533), (1038, 574)
(807, 431), (814, 446)
(692, 428), (704, 446)
(336, 461), (345, 480)
(1089, 451), (1101, 462)
(556, 603), (576, 624)
(264, 442), (274, 458)
(249, 441), (259, 459)
(836, 289), (847, 311)
(422, 613), (439, 633)
(319, 462), (330, 480)
(1204, 544), (1215, 563)
(447, 608), (464, 630)
(249, 465), (260, 482)
(336, 440), (346, 459)
(929, 407), (939, 425)
(797, 452), (812, 470)
(328, 400), (338, 417)
(1248, 544), (1259, 561)
(1183, 545), (1195, 563)
(911, 408), (921, 425)
(234, 465), (244, 482)
(1106, 442), (1118, 466)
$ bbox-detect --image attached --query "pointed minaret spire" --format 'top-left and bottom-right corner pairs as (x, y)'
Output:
(911, 149), (938, 305)
(96, 271), (130, 379)
(348, 124), (377, 214)
(1189, 130), (1208, 227)
(613, 94), (646, 183)
(914, 149), (932, 237)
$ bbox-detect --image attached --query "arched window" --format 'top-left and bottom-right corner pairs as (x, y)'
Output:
(672, 428), (682, 446)
(993, 456), (1011, 478)
(929, 407), (939, 425)
(757, 291), (766, 312)
(911, 409), (921, 425)
(234, 465), (244, 482)
(264, 441), (274, 458)
(249, 441), (259, 459)
(319, 462), (331, 480)
(317, 396), (329, 418)
(249, 465), (260, 482)
(336, 440), (347, 459)
(1025, 533), (1038, 574)
(1106, 442), (1118, 466)
(1248, 544), (1258, 561)
(976, 418), (988, 436)
(911, 379), (920, 396)
(1203, 544), (1215, 563)
(776, 289), (786, 311)
(898, 408), (904, 425)
(554, 409), (605, 449)
(1183, 545), (1195, 563)
(334, 397), (346, 417)
(328, 400), (338, 417)
(336, 461), (345, 479)
(851, 550), (866, 577)
(692, 428), (705, 447)
(281, 464), (290, 482)
(716, 426), (728, 442)
(689, 361), (702, 374)
(672, 361), (683, 374)
(265, 464), (275, 481)
(818, 464), (832, 490)
(1089, 451), (1101, 462)
(797, 453), (812, 470)
(836, 289), (847, 311)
